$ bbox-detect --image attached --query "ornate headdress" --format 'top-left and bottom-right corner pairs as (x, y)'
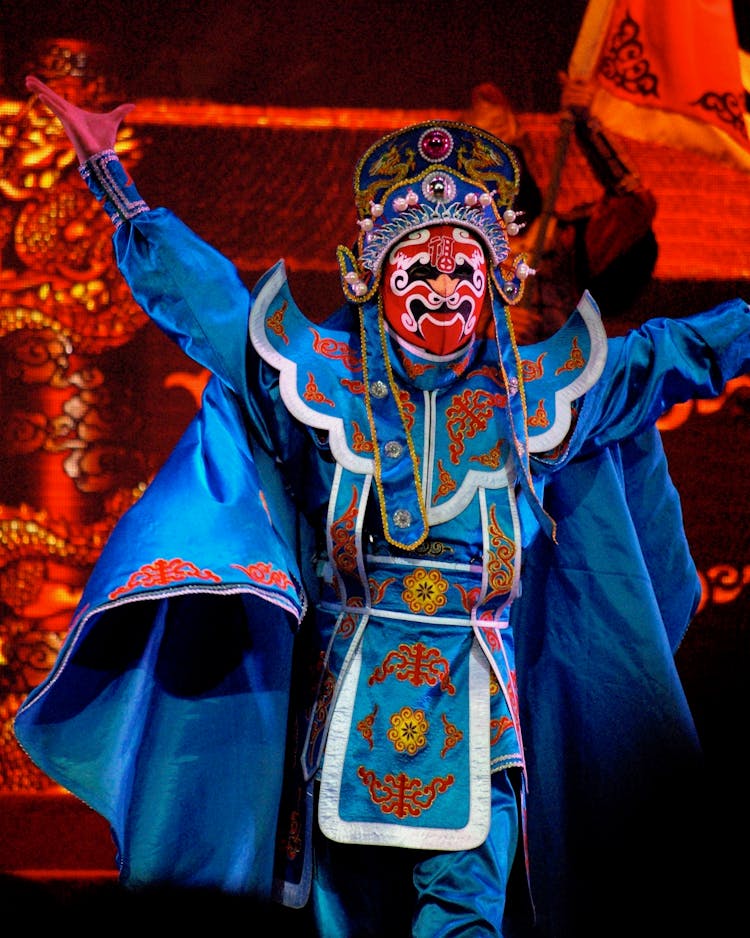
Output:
(337, 120), (534, 305)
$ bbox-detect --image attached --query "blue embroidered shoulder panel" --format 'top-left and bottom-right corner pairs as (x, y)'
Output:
(249, 262), (607, 473)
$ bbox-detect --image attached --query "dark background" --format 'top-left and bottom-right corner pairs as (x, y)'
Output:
(3, 0), (592, 111)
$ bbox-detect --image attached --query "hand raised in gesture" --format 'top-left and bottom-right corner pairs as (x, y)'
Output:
(26, 75), (135, 164)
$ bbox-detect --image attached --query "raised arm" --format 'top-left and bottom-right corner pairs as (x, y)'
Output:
(26, 75), (135, 163)
(24, 74), (255, 394)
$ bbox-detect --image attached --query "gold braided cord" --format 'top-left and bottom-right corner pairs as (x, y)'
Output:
(358, 299), (428, 552)
(490, 283), (557, 544)
(377, 295), (429, 548)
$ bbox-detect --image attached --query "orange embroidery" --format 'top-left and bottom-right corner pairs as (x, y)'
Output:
(397, 388), (416, 430)
(356, 767), (454, 818)
(554, 335), (585, 374)
(231, 561), (294, 590)
(466, 364), (505, 387)
(402, 358), (433, 380)
(266, 300), (288, 342)
(432, 458), (456, 503)
(482, 626), (503, 653)
(368, 576), (396, 604)
(486, 504), (515, 600)
(282, 808), (302, 860)
(330, 486), (359, 574)
(336, 612), (358, 637)
(446, 388), (507, 463)
(351, 419), (374, 453)
(357, 704), (378, 750)
(469, 439), (504, 468)
(454, 582), (481, 613)
(528, 399), (550, 428)
(341, 378), (366, 393)
(307, 668), (335, 753)
(490, 715), (514, 746)
(304, 372), (334, 406)
(440, 712), (463, 758)
(310, 328), (361, 370)
(110, 557), (220, 598)
(369, 641), (455, 694)
(449, 347), (473, 376)
(521, 352), (546, 381)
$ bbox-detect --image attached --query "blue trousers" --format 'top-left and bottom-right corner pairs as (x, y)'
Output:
(311, 770), (521, 937)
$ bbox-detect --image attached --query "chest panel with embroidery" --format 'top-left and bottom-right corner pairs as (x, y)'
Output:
(249, 267), (607, 840)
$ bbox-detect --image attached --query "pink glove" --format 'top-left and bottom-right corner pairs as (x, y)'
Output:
(26, 75), (135, 164)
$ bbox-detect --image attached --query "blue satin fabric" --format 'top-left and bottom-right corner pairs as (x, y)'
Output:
(13, 195), (750, 934)
(312, 770), (520, 937)
(15, 375), (304, 895)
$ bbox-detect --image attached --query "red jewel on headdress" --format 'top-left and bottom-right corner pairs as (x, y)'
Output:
(419, 127), (453, 162)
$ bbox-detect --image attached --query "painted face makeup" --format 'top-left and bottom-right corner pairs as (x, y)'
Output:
(382, 225), (488, 357)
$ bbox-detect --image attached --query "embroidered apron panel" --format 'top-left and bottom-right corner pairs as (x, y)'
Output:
(318, 621), (491, 849)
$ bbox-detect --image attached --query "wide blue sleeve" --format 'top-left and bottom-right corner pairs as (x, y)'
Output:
(112, 208), (258, 396)
(13, 152), (308, 897)
(79, 148), (267, 404)
(577, 298), (750, 452)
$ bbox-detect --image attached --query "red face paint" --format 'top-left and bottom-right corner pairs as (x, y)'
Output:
(382, 225), (488, 357)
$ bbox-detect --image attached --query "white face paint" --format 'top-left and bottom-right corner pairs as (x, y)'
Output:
(382, 226), (488, 357)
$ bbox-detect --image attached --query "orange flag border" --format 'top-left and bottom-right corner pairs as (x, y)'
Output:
(590, 86), (750, 173)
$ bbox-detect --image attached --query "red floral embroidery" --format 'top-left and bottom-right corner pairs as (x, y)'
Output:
(231, 561), (294, 590)
(369, 641), (455, 694)
(520, 352), (546, 381)
(440, 712), (463, 758)
(266, 300), (288, 343)
(310, 328), (362, 371)
(554, 335), (585, 374)
(357, 704), (378, 750)
(490, 715), (514, 746)
(304, 372), (334, 406)
(109, 557), (221, 599)
(330, 486), (359, 574)
(357, 767), (454, 818)
(445, 388), (507, 463)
